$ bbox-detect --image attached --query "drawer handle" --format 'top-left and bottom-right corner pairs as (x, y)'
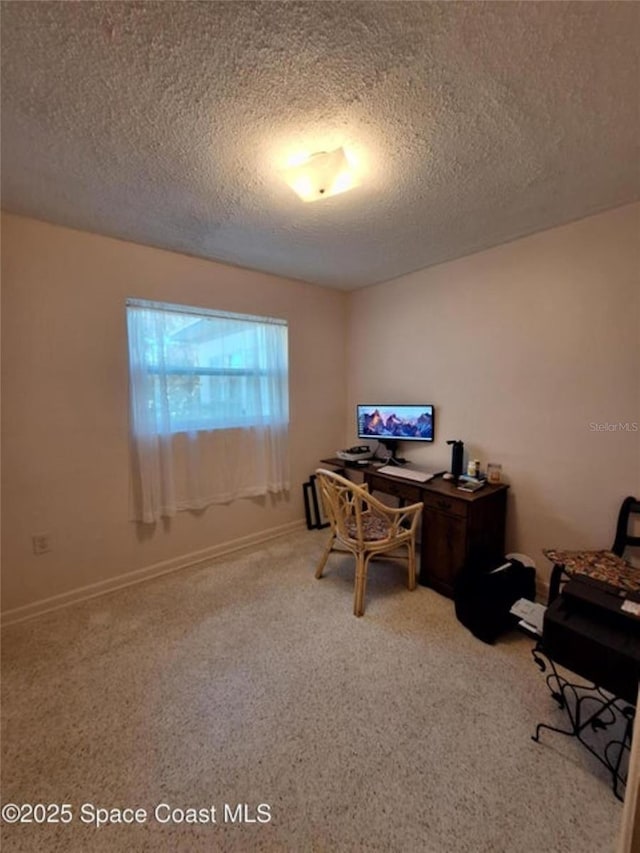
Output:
(437, 500), (452, 510)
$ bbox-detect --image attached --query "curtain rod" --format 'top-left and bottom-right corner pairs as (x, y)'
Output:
(126, 298), (287, 327)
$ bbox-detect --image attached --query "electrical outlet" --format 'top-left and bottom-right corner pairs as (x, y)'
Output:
(32, 534), (51, 555)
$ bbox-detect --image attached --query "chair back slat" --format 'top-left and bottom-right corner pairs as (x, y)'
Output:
(611, 496), (640, 557)
(316, 469), (368, 544)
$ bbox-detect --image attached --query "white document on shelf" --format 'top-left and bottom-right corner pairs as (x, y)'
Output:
(621, 600), (640, 617)
(517, 619), (542, 637)
(510, 598), (546, 634)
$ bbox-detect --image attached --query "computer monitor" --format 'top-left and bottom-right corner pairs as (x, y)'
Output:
(356, 405), (434, 455)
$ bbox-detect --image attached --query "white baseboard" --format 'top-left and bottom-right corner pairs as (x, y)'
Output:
(1, 519), (306, 627)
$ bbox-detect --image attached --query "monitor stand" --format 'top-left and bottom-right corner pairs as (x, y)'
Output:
(379, 439), (406, 465)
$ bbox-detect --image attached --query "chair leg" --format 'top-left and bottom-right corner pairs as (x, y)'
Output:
(547, 563), (564, 604)
(316, 532), (336, 579)
(353, 553), (367, 617)
(407, 542), (417, 591)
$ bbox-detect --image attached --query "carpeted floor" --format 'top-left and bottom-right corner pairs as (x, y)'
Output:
(1, 529), (624, 852)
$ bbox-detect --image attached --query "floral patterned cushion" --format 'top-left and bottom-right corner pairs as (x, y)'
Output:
(543, 548), (640, 593)
(346, 513), (391, 541)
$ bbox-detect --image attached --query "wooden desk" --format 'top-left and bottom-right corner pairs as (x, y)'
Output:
(319, 459), (509, 598)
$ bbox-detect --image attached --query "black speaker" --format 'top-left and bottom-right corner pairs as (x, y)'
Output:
(447, 439), (464, 480)
(454, 559), (536, 644)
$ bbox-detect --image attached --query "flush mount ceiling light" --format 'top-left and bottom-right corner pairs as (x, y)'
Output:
(281, 147), (360, 202)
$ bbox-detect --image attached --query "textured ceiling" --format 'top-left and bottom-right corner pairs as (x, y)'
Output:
(1, 1), (639, 290)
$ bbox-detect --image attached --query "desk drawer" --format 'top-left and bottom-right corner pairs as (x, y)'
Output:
(422, 491), (468, 518)
(367, 474), (422, 504)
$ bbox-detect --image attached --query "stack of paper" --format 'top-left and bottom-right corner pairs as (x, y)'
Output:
(510, 598), (546, 635)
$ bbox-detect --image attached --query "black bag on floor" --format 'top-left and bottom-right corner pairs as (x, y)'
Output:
(454, 558), (536, 644)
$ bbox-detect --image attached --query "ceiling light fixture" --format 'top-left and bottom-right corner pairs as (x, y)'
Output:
(281, 147), (359, 202)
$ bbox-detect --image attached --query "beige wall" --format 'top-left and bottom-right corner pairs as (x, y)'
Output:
(1, 214), (347, 614)
(347, 204), (640, 584)
(2, 204), (638, 615)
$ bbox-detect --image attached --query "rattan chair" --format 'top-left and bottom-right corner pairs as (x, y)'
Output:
(314, 468), (423, 616)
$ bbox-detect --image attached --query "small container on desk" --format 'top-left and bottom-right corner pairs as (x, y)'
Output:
(487, 463), (502, 484)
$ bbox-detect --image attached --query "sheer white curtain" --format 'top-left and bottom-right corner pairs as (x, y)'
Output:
(126, 299), (289, 523)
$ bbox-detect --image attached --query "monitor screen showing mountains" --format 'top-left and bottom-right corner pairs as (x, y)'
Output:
(357, 405), (434, 441)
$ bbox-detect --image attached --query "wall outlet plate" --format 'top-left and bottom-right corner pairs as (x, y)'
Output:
(32, 534), (51, 555)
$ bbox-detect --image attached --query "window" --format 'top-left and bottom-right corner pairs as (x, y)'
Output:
(126, 299), (289, 434)
(126, 299), (290, 523)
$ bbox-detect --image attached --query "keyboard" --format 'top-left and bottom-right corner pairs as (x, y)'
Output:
(376, 465), (434, 483)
